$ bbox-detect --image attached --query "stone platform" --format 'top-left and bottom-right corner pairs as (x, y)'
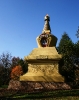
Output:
(8, 80), (71, 91)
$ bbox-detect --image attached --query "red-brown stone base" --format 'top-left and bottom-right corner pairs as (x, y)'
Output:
(8, 80), (72, 92)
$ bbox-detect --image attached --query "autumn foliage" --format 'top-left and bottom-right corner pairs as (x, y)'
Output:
(11, 65), (23, 80)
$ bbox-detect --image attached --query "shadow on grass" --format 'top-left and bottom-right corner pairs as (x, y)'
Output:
(0, 89), (79, 99)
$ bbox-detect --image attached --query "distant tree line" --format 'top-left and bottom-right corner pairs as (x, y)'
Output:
(0, 53), (28, 86)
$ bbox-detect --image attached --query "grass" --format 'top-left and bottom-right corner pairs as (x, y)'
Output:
(0, 85), (8, 88)
(46, 97), (79, 100)
(4, 89), (79, 99)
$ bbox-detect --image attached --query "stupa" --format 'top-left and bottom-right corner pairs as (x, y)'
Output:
(20, 14), (64, 82)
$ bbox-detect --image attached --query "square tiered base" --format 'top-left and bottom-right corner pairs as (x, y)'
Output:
(20, 63), (64, 82)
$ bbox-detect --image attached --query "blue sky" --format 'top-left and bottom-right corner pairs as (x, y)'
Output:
(0, 0), (79, 58)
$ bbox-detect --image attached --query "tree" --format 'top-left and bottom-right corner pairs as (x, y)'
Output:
(18, 59), (28, 74)
(11, 57), (28, 74)
(0, 52), (12, 68)
(0, 52), (12, 85)
(75, 41), (79, 59)
(11, 57), (20, 68)
(11, 65), (23, 80)
(74, 41), (79, 85)
(0, 63), (5, 86)
(57, 32), (74, 54)
(10, 58), (28, 81)
(76, 26), (79, 38)
(57, 32), (75, 82)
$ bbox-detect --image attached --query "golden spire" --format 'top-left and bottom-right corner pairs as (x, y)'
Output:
(42, 14), (51, 34)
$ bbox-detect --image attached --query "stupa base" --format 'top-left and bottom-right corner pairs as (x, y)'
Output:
(20, 75), (64, 82)
(20, 47), (65, 82)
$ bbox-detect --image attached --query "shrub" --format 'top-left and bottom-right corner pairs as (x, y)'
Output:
(11, 65), (23, 80)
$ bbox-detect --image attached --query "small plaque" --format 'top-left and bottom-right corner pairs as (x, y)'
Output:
(36, 55), (48, 59)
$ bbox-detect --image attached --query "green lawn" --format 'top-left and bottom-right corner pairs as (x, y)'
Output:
(4, 89), (79, 99)
(0, 85), (8, 88)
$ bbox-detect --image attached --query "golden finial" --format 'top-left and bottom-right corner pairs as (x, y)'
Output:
(42, 14), (51, 34)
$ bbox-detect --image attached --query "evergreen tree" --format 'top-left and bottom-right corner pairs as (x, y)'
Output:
(57, 32), (75, 82)
(57, 32), (74, 55)
(76, 26), (79, 38)
(74, 41), (79, 84)
(75, 40), (79, 59)
(18, 59), (28, 74)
